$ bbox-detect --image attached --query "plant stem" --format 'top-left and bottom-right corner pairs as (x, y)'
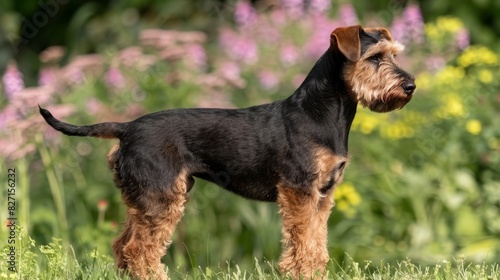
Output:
(36, 133), (69, 244)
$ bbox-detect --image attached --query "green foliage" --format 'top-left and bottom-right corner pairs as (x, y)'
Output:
(1, 1), (499, 278)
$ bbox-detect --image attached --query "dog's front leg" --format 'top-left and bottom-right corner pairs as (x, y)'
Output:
(277, 184), (334, 279)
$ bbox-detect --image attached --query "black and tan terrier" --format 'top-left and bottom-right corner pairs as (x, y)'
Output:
(40, 25), (415, 279)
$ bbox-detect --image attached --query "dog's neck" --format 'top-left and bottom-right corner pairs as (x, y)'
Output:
(285, 49), (358, 154)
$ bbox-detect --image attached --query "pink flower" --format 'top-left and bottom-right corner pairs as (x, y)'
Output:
(310, 0), (331, 13)
(39, 68), (57, 86)
(219, 29), (258, 64)
(282, 0), (304, 19)
(280, 44), (299, 66)
(339, 4), (358, 26)
(390, 17), (407, 43)
(196, 91), (234, 109)
(0, 106), (18, 130)
(390, 4), (424, 45)
(258, 70), (279, 90)
(270, 9), (287, 27)
(220, 61), (242, 82)
(0, 136), (35, 161)
(186, 44), (207, 71)
(256, 22), (281, 45)
(219, 61), (246, 88)
(293, 74), (306, 88)
(2, 64), (24, 100)
(306, 15), (339, 58)
(98, 200), (108, 211)
(40, 46), (65, 63)
(85, 98), (100, 114)
(237, 38), (258, 64)
(105, 67), (125, 89)
(234, 1), (257, 27)
(456, 28), (470, 50)
(403, 5), (424, 44)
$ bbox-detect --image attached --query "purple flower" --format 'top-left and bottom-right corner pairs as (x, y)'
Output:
(2, 64), (24, 100)
(456, 28), (470, 50)
(390, 17), (407, 43)
(236, 38), (258, 64)
(234, 1), (257, 27)
(219, 29), (258, 64)
(105, 67), (125, 89)
(403, 4), (424, 43)
(258, 70), (279, 90)
(306, 15), (339, 58)
(339, 4), (358, 26)
(390, 4), (424, 45)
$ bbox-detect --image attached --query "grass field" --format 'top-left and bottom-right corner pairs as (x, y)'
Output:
(2, 234), (499, 280)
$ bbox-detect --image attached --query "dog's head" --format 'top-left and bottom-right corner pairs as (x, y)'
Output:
(330, 25), (415, 113)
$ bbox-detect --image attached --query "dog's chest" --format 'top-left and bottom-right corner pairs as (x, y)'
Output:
(314, 147), (349, 194)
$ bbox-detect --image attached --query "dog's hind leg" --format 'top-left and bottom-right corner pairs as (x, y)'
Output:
(112, 169), (191, 280)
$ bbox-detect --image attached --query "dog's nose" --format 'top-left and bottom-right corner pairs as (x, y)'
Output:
(402, 81), (416, 95)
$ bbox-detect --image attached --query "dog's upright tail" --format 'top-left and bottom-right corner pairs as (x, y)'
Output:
(39, 106), (126, 139)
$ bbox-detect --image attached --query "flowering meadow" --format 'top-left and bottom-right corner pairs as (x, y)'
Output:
(1, 0), (500, 278)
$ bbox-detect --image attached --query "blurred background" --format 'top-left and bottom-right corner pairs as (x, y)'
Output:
(0, 0), (499, 274)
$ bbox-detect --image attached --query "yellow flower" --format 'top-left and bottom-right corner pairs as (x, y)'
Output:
(446, 97), (465, 117)
(416, 73), (432, 91)
(352, 111), (386, 134)
(432, 93), (467, 120)
(435, 66), (465, 86)
(466, 119), (482, 135)
(379, 121), (415, 139)
(425, 17), (464, 40)
(478, 69), (493, 84)
(436, 17), (463, 33)
(336, 200), (349, 212)
(359, 117), (378, 134)
(334, 182), (362, 217)
(425, 24), (440, 40)
(457, 46), (498, 68)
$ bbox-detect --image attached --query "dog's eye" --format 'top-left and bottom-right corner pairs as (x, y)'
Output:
(369, 53), (382, 63)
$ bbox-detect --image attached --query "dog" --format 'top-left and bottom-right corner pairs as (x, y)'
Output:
(40, 25), (415, 279)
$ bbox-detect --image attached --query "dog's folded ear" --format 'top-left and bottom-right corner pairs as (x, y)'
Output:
(330, 25), (362, 62)
(363, 27), (394, 42)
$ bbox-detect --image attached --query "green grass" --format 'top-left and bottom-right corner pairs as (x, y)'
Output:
(2, 232), (499, 279)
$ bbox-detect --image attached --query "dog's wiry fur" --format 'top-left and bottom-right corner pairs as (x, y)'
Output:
(39, 25), (415, 279)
